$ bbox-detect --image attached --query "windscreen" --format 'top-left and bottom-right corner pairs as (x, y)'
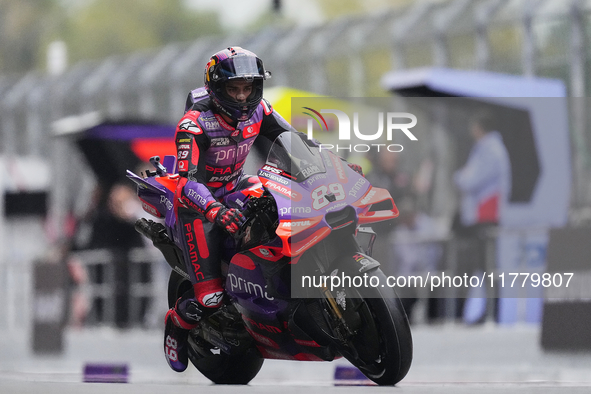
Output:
(266, 132), (325, 182)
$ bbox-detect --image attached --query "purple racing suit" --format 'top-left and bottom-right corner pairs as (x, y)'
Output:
(172, 87), (291, 309)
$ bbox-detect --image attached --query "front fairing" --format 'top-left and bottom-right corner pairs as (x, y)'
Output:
(225, 134), (399, 360)
(262, 132), (370, 220)
(258, 132), (385, 257)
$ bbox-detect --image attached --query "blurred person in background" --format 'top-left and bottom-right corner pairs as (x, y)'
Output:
(391, 196), (445, 323)
(365, 150), (411, 272)
(163, 46), (362, 372)
(366, 150), (410, 203)
(56, 181), (145, 329)
(79, 183), (145, 327)
(452, 111), (511, 324)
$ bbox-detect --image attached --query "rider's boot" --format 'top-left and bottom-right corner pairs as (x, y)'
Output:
(164, 292), (211, 372)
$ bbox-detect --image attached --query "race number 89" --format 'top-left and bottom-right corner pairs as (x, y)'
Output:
(311, 183), (345, 210)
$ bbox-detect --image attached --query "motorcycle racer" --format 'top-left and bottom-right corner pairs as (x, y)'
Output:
(164, 46), (362, 372)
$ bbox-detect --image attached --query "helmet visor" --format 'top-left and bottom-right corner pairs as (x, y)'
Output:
(218, 56), (265, 80)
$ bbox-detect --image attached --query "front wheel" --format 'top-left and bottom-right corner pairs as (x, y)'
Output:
(327, 269), (413, 385)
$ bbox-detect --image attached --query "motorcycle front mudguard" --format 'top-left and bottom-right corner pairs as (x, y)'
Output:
(294, 230), (413, 386)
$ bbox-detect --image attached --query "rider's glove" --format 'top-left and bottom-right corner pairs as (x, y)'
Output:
(348, 163), (364, 176)
(205, 202), (245, 235)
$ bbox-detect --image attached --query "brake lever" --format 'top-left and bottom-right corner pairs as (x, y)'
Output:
(232, 216), (250, 241)
(232, 193), (271, 242)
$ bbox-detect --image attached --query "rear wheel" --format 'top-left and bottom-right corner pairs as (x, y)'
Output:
(187, 334), (264, 384)
(168, 271), (264, 384)
(167, 270), (191, 308)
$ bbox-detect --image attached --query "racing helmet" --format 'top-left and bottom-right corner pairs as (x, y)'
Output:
(204, 47), (271, 122)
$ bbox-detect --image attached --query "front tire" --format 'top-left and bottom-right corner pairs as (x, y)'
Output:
(328, 268), (413, 385)
(356, 284), (413, 385)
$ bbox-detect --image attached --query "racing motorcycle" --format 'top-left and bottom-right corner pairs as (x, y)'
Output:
(127, 131), (413, 385)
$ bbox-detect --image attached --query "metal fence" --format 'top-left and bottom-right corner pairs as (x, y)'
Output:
(1, 0), (590, 198)
(70, 248), (166, 328)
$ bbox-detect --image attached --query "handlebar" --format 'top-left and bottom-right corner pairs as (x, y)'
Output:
(233, 191), (278, 244)
(134, 217), (170, 243)
(149, 156), (168, 176)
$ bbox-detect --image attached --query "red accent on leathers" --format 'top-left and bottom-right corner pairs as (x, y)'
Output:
(166, 308), (198, 330)
(193, 278), (224, 308)
(192, 218), (210, 259)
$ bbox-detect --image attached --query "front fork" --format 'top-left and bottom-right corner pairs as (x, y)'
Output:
(356, 226), (377, 256)
(319, 251), (379, 343)
(315, 227), (380, 342)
